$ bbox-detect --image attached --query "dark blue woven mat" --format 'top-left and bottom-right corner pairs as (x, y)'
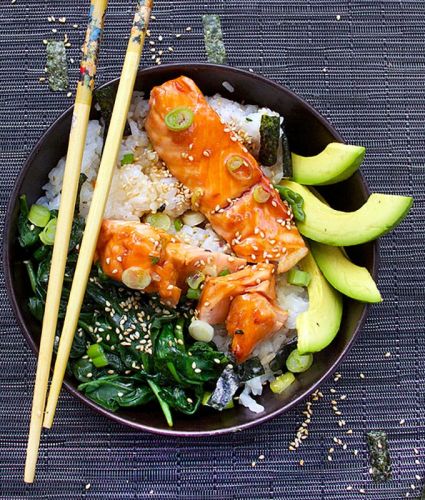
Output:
(1, 1), (424, 498)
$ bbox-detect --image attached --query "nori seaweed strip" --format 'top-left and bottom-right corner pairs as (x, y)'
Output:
(202, 14), (227, 64)
(94, 85), (131, 136)
(259, 115), (280, 166)
(366, 431), (392, 483)
(207, 366), (239, 410)
(281, 121), (293, 178)
(46, 41), (69, 91)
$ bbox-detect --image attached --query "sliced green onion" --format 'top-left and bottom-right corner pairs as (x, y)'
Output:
(274, 185), (305, 222)
(121, 153), (134, 165)
(150, 256), (160, 265)
(174, 218), (183, 231)
(286, 349), (313, 373)
(39, 218), (57, 245)
(188, 319), (214, 343)
(218, 268), (230, 277)
(165, 107), (194, 131)
(87, 344), (109, 368)
(186, 271), (205, 290)
(270, 372), (296, 394)
(28, 204), (51, 228)
(145, 213), (171, 231)
(253, 185), (271, 203)
(122, 267), (152, 290)
(182, 210), (205, 227)
(202, 391), (234, 409)
(186, 288), (201, 300)
(287, 268), (311, 287)
(226, 155), (253, 180)
(226, 155), (244, 172)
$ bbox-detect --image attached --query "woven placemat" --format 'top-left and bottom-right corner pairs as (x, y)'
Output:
(1, 1), (424, 498)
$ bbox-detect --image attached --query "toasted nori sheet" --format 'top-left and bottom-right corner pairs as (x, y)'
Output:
(94, 85), (131, 136)
(259, 115), (280, 166)
(207, 366), (239, 410)
(202, 14), (227, 64)
(281, 121), (293, 178)
(46, 41), (69, 91)
(366, 431), (392, 483)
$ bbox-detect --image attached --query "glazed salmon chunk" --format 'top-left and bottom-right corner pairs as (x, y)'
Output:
(197, 263), (288, 362)
(145, 75), (262, 211)
(226, 293), (288, 363)
(145, 75), (307, 272)
(96, 220), (246, 307)
(210, 178), (308, 272)
(197, 263), (277, 325)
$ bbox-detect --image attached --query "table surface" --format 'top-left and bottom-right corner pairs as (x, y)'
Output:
(1, 1), (424, 499)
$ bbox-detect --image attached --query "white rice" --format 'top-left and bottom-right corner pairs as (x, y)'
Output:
(38, 90), (308, 414)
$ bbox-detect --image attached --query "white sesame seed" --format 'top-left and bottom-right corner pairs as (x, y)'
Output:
(85, 483), (91, 490)
(415, 474), (421, 480)
(336, 14), (341, 20)
(359, 373), (365, 379)
(400, 419), (406, 425)
(346, 486), (352, 491)
(359, 489), (365, 494)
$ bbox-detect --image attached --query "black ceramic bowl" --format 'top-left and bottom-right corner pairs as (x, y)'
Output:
(4, 63), (377, 436)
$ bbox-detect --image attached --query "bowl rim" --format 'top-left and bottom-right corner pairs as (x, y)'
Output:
(3, 62), (377, 436)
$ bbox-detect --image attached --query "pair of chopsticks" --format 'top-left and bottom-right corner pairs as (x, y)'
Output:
(24, 0), (153, 483)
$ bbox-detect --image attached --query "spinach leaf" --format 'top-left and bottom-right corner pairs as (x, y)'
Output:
(78, 375), (154, 411)
(236, 357), (265, 382)
(17, 195), (42, 247)
(73, 358), (96, 383)
(69, 329), (87, 359)
(28, 297), (44, 321)
(159, 385), (202, 415)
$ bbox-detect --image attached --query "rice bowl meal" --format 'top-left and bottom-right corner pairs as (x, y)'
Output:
(16, 75), (412, 425)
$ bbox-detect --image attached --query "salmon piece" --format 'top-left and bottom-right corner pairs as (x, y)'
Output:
(96, 220), (246, 307)
(146, 76), (308, 271)
(210, 179), (308, 272)
(226, 293), (288, 363)
(197, 263), (276, 325)
(145, 76), (262, 212)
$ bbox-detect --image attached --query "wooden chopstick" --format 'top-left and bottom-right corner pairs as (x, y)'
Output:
(43, 0), (153, 429)
(24, 0), (108, 484)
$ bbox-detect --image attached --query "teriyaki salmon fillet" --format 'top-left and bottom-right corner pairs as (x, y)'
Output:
(145, 76), (308, 272)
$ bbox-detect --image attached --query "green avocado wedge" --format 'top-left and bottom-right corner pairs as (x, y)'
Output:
(292, 143), (365, 186)
(310, 241), (382, 303)
(296, 252), (343, 355)
(281, 180), (413, 246)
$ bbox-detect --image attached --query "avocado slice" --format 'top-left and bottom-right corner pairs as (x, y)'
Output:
(281, 180), (413, 246)
(292, 143), (365, 186)
(310, 241), (382, 303)
(296, 252), (343, 354)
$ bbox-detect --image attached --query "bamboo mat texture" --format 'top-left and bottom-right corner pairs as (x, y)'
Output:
(0, 0), (424, 499)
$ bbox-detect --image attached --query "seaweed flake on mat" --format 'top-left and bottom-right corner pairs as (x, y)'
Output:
(202, 14), (227, 64)
(46, 40), (69, 91)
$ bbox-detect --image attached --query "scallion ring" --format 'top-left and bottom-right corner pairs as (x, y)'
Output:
(164, 107), (194, 131)
(122, 267), (152, 290)
(253, 185), (271, 203)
